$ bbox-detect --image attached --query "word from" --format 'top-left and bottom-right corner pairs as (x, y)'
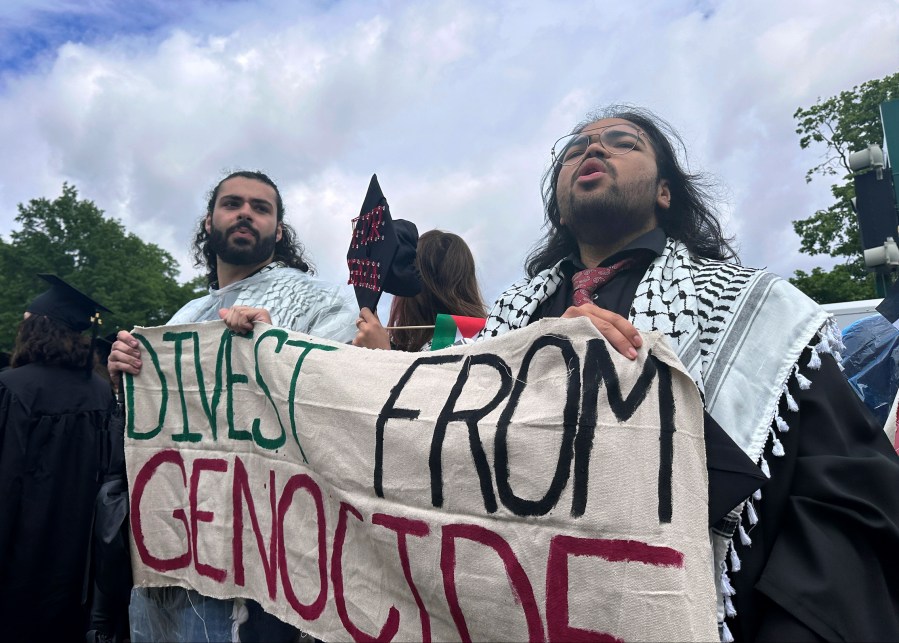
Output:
(376, 336), (676, 523)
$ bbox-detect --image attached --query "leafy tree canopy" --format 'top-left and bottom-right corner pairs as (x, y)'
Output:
(790, 72), (899, 303)
(0, 183), (203, 351)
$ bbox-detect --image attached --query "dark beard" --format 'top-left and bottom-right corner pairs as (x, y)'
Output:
(209, 222), (277, 267)
(564, 176), (659, 246)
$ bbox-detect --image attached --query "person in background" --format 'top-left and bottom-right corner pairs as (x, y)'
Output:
(0, 274), (115, 641)
(353, 229), (487, 351)
(109, 169), (357, 642)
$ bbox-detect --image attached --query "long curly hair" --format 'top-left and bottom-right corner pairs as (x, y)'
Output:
(526, 105), (737, 277)
(11, 315), (92, 369)
(388, 230), (487, 352)
(192, 170), (314, 286)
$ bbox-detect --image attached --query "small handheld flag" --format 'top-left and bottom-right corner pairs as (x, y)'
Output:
(430, 314), (486, 350)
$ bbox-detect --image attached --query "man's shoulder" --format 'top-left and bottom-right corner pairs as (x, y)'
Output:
(167, 292), (212, 325)
(0, 364), (112, 410)
(253, 265), (348, 301)
(691, 255), (763, 281)
(691, 256), (821, 309)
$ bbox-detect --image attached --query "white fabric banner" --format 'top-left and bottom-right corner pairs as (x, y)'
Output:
(125, 317), (716, 642)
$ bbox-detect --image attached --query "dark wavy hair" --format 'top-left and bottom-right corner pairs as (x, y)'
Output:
(525, 105), (736, 277)
(192, 170), (314, 286)
(388, 230), (487, 352)
(11, 314), (92, 369)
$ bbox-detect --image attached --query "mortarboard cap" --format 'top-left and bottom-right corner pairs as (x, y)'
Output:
(26, 274), (112, 332)
(346, 174), (422, 311)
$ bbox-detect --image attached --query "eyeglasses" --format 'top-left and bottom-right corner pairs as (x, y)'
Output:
(551, 123), (643, 166)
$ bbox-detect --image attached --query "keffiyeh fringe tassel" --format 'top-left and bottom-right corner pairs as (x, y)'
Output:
(728, 539), (742, 572)
(721, 621), (734, 643)
(719, 343), (828, 642)
(717, 557), (739, 641)
(807, 322), (845, 371)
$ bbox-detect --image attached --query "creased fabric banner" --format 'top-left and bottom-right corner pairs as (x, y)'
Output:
(125, 317), (716, 642)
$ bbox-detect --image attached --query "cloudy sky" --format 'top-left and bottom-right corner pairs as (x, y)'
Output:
(0, 0), (897, 305)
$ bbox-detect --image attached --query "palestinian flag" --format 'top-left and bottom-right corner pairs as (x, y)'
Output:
(431, 314), (487, 350)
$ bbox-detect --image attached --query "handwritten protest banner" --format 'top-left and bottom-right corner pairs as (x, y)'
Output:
(125, 317), (717, 641)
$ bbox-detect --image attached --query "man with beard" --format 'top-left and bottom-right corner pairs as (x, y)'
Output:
(479, 106), (899, 641)
(109, 170), (356, 642)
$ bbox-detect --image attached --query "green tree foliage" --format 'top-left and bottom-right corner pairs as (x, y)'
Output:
(0, 184), (203, 351)
(790, 72), (899, 303)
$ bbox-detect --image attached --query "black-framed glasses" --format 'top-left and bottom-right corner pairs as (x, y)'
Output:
(551, 123), (643, 166)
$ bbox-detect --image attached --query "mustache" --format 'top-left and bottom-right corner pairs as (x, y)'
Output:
(227, 221), (259, 240)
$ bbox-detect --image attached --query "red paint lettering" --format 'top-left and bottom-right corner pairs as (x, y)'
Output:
(277, 474), (327, 620)
(545, 536), (684, 642)
(233, 457), (278, 598)
(372, 513), (432, 642)
(130, 449), (191, 572)
(441, 523), (544, 643)
(332, 502), (400, 642)
(189, 458), (228, 582)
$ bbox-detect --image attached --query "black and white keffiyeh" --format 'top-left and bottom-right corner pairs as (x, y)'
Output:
(481, 237), (842, 641)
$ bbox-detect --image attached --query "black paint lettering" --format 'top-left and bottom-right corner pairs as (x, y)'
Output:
(571, 339), (658, 517)
(655, 360), (675, 523)
(374, 355), (463, 498)
(430, 354), (513, 513)
(495, 335), (580, 517)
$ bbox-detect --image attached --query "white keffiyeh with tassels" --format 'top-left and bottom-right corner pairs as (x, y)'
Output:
(480, 237), (843, 641)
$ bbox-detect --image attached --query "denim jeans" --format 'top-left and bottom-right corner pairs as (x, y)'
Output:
(129, 587), (300, 642)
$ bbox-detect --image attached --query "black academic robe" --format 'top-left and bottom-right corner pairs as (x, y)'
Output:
(0, 363), (114, 641)
(732, 348), (899, 642)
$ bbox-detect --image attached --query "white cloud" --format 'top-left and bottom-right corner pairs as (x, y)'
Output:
(0, 0), (897, 305)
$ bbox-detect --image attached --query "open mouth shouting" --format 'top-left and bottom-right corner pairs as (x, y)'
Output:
(576, 157), (610, 183)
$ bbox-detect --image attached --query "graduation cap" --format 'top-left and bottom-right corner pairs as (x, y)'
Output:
(26, 274), (112, 332)
(346, 174), (422, 311)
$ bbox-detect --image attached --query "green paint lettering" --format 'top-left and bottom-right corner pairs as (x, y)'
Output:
(284, 339), (338, 462)
(163, 331), (204, 443)
(226, 331), (255, 441)
(126, 332), (167, 440)
(252, 329), (289, 451)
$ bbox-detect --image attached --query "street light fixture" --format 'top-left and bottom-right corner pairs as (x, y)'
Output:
(849, 143), (885, 179)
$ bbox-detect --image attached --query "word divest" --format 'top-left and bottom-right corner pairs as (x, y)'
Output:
(125, 317), (717, 642)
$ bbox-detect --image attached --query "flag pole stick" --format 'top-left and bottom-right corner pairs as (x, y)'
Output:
(384, 325), (435, 330)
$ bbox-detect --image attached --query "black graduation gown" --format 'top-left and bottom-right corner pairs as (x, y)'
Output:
(732, 349), (899, 642)
(0, 363), (114, 641)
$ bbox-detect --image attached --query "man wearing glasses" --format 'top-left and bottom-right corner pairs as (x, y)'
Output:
(479, 106), (899, 641)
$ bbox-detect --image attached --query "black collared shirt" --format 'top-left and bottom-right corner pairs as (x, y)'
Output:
(532, 227), (667, 321)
